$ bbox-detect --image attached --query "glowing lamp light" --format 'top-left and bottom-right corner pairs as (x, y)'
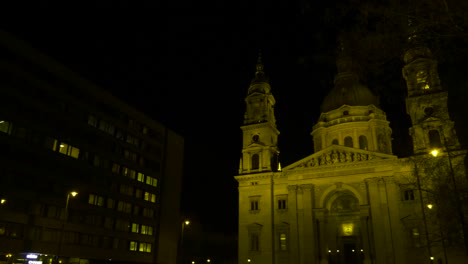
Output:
(337, 250), (340, 253)
(1, 199), (6, 204)
(185, 220), (190, 225)
(26, 254), (38, 259)
(342, 223), (354, 236)
(247, 259), (251, 263)
(427, 204), (433, 209)
(430, 256), (435, 260)
(328, 250), (331, 253)
(430, 149), (439, 157)
(70, 191), (78, 197)
(207, 259), (211, 263)
(59, 144), (65, 148)
(352, 249), (355, 252)
(361, 249), (364, 252)
(0, 120), (4, 123)
(192, 262), (195, 264)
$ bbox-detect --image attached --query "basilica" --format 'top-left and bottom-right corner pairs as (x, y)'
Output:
(235, 40), (468, 264)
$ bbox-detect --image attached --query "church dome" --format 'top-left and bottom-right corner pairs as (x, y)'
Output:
(320, 56), (379, 113)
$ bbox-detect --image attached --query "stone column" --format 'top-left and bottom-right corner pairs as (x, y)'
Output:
(377, 177), (394, 263)
(360, 206), (372, 264)
(301, 184), (315, 264)
(353, 130), (358, 148)
(316, 210), (328, 264)
(365, 177), (386, 264)
(297, 186), (305, 264)
(328, 217), (338, 264)
(371, 126), (378, 152)
(288, 185), (300, 264)
(383, 176), (405, 264)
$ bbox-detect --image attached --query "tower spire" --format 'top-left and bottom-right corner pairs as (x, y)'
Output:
(239, 54), (279, 174)
(335, 35), (353, 74)
(402, 20), (460, 154)
(257, 49), (263, 68)
(251, 50), (268, 84)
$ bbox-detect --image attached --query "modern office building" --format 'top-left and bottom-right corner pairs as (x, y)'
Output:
(0, 30), (183, 264)
(235, 40), (468, 263)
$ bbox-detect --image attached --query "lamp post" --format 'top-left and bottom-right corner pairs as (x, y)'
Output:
(56, 191), (78, 263)
(65, 191), (78, 213)
(178, 219), (190, 264)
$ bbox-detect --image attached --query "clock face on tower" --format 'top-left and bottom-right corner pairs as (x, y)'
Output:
(253, 135), (259, 143)
(424, 107), (434, 116)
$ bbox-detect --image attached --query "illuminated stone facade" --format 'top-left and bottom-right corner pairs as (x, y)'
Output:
(235, 49), (467, 264)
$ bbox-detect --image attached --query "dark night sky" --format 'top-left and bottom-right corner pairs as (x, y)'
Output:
(2, 5), (418, 234)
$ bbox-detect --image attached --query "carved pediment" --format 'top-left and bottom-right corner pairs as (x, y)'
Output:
(421, 116), (440, 123)
(247, 142), (266, 147)
(284, 145), (396, 170)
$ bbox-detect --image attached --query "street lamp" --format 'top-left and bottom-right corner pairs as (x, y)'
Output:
(57, 191), (78, 263)
(65, 191), (78, 213)
(178, 219), (190, 264)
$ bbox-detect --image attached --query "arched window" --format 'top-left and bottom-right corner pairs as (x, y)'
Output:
(250, 233), (259, 251)
(428, 130), (442, 148)
(344, 136), (353, 148)
(251, 154), (259, 170)
(332, 139), (338, 145)
(279, 233), (287, 251)
(343, 110), (349, 116)
(416, 70), (430, 89)
(359, 135), (368, 150)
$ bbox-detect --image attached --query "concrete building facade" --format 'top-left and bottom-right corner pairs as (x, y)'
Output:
(236, 44), (468, 264)
(0, 30), (183, 264)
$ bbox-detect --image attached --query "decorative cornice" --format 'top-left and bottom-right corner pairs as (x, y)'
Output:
(247, 223), (263, 230)
(284, 147), (398, 174)
(242, 145), (278, 152)
(287, 185), (297, 192)
(300, 184), (314, 190)
(364, 177), (380, 184)
(297, 187), (303, 194)
(241, 122), (279, 134)
(235, 173), (274, 182)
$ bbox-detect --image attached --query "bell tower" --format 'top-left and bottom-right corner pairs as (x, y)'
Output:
(239, 54), (280, 174)
(402, 27), (461, 154)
